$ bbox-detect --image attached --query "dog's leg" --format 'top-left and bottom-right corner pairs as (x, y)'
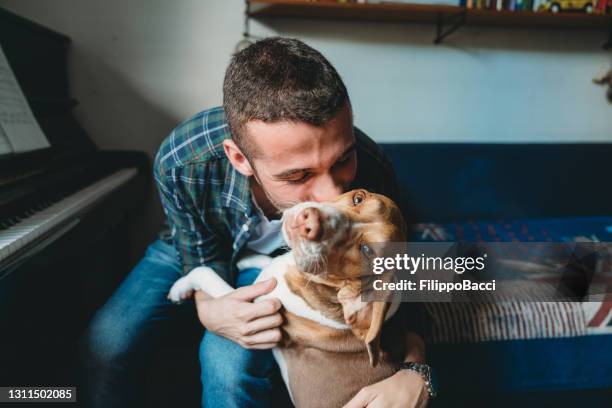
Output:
(168, 254), (273, 303)
(167, 266), (234, 303)
(236, 254), (273, 271)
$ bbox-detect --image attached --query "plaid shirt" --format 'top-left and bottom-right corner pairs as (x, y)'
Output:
(154, 106), (401, 285)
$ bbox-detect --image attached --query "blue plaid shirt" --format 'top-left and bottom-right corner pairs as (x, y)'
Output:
(154, 106), (401, 284)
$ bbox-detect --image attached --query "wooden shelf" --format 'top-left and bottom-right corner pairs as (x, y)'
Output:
(248, 0), (612, 30)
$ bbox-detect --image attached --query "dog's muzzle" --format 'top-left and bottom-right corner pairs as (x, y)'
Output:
(282, 202), (347, 245)
(282, 202), (352, 275)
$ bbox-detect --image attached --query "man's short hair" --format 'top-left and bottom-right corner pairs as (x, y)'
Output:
(223, 37), (350, 158)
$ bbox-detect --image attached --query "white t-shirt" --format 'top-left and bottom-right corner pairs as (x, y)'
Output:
(246, 195), (286, 255)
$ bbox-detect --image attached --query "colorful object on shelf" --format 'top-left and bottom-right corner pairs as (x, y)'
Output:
(537, 0), (595, 12)
(595, 0), (612, 12)
(466, 0), (545, 9)
(307, 0), (611, 12)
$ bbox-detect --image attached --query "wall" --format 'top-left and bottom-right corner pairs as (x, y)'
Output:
(1, 0), (610, 262)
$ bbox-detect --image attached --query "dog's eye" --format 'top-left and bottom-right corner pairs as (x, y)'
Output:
(360, 243), (374, 259)
(353, 192), (365, 206)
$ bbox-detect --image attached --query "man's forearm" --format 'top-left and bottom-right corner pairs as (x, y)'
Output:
(194, 290), (213, 302)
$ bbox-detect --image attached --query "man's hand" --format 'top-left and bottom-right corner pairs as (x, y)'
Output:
(343, 369), (429, 408)
(194, 278), (283, 349)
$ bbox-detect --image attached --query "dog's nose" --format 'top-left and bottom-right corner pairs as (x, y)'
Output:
(295, 207), (323, 241)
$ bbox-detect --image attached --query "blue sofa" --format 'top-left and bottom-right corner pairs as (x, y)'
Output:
(380, 143), (612, 407)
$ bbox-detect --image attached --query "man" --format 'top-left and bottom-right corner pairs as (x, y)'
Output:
(85, 37), (429, 407)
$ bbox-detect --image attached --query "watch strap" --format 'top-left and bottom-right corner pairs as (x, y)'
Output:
(397, 362), (436, 399)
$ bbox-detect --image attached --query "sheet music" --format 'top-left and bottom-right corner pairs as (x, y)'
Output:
(0, 44), (50, 154)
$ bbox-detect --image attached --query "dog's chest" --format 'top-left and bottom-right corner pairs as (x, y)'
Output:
(254, 253), (350, 330)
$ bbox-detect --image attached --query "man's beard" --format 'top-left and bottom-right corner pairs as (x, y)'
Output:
(251, 169), (299, 215)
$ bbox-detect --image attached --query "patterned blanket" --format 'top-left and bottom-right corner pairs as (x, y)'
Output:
(413, 217), (612, 343)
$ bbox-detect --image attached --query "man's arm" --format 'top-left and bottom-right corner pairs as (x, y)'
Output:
(155, 164), (283, 349)
(155, 165), (229, 277)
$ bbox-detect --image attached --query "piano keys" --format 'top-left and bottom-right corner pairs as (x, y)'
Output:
(0, 167), (138, 271)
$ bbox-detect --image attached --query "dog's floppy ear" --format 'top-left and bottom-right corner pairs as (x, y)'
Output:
(364, 301), (390, 367)
(338, 286), (390, 367)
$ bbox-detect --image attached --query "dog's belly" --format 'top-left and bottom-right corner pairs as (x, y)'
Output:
(254, 255), (403, 408)
(277, 310), (399, 407)
(284, 343), (398, 408)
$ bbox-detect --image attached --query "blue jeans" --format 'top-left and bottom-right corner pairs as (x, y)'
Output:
(82, 239), (286, 408)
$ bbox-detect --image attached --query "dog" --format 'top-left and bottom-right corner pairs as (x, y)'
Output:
(168, 189), (408, 407)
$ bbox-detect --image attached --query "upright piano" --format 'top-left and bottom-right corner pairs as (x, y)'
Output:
(0, 7), (149, 387)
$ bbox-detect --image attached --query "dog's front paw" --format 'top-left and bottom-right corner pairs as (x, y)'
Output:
(167, 276), (194, 304)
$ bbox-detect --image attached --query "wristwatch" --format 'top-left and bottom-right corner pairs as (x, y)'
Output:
(397, 362), (437, 399)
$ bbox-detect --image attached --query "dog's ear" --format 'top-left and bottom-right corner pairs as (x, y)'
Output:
(338, 286), (390, 367)
(364, 301), (390, 367)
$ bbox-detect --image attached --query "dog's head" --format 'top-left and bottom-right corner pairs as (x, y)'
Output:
(282, 189), (406, 277)
(282, 189), (406, 366)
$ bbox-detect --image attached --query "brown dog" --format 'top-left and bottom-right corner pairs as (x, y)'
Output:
(257, 189), (408, 407)
(169, 189), (409, 407)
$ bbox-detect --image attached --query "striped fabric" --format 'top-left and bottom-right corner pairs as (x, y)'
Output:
(416, 218), (612, 343)
(153, 106), (401, 284)
(426, 302), (588, 343)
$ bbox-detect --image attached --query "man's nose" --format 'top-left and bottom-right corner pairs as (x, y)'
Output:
(311, 175), (343, 202)
(295, 207), (322, 241)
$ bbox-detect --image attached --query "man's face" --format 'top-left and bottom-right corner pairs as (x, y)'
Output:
(242, 104), (357, 212)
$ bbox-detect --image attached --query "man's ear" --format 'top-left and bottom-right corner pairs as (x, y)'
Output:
(223, 139), (254, 177)
(337, 287), (390, 367)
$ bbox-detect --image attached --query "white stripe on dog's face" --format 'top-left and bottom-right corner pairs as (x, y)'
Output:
(282, 201), (352, 275)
